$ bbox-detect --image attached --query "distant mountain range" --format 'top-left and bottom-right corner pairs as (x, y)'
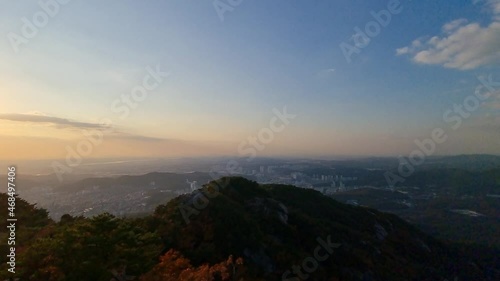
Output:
(319, 154), (500, 171)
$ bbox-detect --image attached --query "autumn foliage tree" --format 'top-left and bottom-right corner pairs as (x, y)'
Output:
(140, 249), (245, 281)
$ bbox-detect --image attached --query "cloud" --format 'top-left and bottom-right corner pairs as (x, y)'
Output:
(0, 113), (109, 129)
(442, 19), (469, 33)
(396, 1), (500, 70)
(484, 0), (500, 19)
(317, 68), (336, 79)
(107, 132), (166, 142)
(0, 112), (176, 143)
(396, 39), (422, 55)
(396, 46), (410, 56)
(0, 113), (233, 159)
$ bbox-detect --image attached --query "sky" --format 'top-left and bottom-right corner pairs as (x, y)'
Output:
(0, 0), (499, 161)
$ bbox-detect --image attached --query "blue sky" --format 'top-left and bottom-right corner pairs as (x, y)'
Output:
(0, 0), (499, 160)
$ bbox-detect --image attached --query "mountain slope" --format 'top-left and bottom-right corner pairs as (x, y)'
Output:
(153, 177), (493, 280)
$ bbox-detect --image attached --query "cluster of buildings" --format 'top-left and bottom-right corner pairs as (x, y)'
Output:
(209, 164), (361, 195)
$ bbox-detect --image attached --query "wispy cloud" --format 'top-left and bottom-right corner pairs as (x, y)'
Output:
(396, 0), (500, 70)
(0, 112), (198, 145)
(317, 68), (336, 79)
(108, 132), (167, 142)
(0, 113), (108, 129)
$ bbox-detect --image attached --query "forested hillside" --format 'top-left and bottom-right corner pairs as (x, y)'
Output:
(0, 177), (497, 280)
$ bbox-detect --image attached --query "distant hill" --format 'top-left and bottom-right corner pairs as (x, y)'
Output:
(396, 168), (500, 195)
(331, 187), (500, 249)
(321, 154), (500, 171)
(58, 171), (213, 193)
(423, 154), (500, 171)
(331, 188), (412, 210)
(39, 172), (216, 218)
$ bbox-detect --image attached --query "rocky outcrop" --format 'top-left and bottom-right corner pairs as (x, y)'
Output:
(245, 197), (288, 224)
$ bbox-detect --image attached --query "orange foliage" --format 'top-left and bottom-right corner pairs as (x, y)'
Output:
(140, 250), (244, 281)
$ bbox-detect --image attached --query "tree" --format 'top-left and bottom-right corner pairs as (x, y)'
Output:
(140, 249), (244, 281)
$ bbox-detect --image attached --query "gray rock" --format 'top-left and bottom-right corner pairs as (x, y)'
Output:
(245, 197), (288, 224)
(374, 222), (388, 241)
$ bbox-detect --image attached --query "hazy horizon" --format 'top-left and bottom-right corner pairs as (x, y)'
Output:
(6, 154), (500, 177)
